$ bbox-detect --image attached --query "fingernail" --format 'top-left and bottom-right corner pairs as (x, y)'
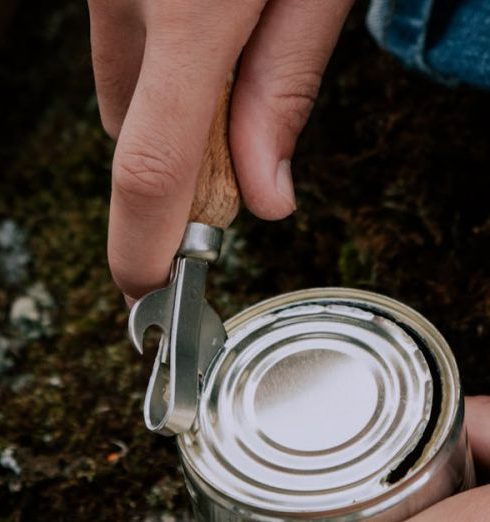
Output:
(275, 159), (297, 211)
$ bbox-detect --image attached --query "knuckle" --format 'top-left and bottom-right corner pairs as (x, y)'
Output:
(113, 141), (185, 204)
(268, 66), (322, 134)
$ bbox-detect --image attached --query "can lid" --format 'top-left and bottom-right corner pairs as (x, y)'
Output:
(180, 291), (434, 515)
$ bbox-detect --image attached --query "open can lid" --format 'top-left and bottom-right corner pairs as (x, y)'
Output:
(179, 289), (454, 517)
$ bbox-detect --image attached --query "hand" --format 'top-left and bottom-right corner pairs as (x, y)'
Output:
(407, 396), (490, 521)
(87, 0), (354, 299)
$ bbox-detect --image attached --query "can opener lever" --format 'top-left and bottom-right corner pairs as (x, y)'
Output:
(127, 76), (239, 436)
(128, 223), (227, 436)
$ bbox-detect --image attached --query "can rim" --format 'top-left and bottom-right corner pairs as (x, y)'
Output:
(179, 287), (462, 518)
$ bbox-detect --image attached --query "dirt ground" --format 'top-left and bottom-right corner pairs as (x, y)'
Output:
(0, 1), (489, 520)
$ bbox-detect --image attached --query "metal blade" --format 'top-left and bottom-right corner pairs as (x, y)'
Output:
(128, 285), (175, 355)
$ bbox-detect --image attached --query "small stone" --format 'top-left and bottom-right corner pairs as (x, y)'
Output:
(28, 281), (55, 309)
(42, 433), (54, 443)
(47, 375), (63, 387)
(8, 479), (22, 493)
(0, 447), (21, 475)
(9, 282), (55, 339)
(0, 220), (30, 286)
(10, 296), (39, 323)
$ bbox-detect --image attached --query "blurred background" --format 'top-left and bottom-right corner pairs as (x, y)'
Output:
(0, 1), (489, 520)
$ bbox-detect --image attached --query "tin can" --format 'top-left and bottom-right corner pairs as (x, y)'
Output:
(178, 288), (474, 521)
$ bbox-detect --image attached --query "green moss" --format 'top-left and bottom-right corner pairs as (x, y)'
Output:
(338, 241), (373, 288)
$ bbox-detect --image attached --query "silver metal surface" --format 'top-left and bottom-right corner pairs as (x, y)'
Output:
(128, 222), (226, 436)
(178, 222), (224, 262)
(179, 288), (474, 521)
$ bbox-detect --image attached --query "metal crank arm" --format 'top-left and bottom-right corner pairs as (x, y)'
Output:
(128, 223), (226, 436)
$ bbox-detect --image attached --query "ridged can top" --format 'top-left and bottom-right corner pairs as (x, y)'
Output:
(179, 288), (460, 519)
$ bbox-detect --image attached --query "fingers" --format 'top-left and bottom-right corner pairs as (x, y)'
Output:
(108, 1), (266, 298)
(466, 396), (490, 469)
(406, 396), (490, 521)
(93, 0), (354, 298)
(87, 0), (146, 139)
(230, 0), (354, 220)
(407, 484), (490, 521)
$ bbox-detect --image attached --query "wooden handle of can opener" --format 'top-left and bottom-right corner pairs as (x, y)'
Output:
(189, 75), (240, 229)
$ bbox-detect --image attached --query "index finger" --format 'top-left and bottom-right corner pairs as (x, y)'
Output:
(108, 1), (265, 299)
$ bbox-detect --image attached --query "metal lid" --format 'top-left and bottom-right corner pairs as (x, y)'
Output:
(179, 289), (436, 516)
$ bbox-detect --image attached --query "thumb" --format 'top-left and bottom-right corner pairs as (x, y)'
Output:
(230, 0), (353, 220)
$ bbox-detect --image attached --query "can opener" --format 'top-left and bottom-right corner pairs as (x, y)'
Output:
(128, 223), (227, 436)
(127, 79), (239, 436)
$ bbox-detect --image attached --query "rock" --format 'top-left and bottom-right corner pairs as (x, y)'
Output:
(9, 282), (55, 339)
(46, 375), (63, 388)
(0, 220), (30, 286)
(0, 447), (21, 475)
(28, 281), (55, 309)
(10, 296), (39, 323)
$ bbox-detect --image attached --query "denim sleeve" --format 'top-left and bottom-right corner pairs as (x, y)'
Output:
(367, 0), (490, 89)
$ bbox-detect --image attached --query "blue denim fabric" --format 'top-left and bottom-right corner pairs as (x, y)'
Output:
(367, 0), (490, 89)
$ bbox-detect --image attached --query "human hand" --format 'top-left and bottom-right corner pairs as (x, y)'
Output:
(87, 0), (354, 299)
(407, 396), (490, 521)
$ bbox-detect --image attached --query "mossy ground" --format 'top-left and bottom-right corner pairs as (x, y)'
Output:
(0, 2), (489, 520)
